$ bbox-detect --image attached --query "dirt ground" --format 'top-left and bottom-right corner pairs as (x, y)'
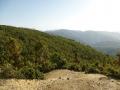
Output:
(0, 69), (120, 90)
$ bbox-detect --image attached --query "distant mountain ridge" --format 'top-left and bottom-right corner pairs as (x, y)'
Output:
(46, 30), (120, 55)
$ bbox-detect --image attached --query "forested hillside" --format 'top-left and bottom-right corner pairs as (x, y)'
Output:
(0, 25), (120, 79)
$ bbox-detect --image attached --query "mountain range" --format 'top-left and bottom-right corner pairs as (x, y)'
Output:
(46, 30), (120, 55)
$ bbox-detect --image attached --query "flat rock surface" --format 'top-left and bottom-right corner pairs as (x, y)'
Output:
(0, 69), (120, 90)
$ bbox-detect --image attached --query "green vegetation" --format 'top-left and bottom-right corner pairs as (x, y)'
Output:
(0, 25), (120, 79)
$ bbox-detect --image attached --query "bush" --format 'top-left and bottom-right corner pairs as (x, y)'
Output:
(37, 61), (56, 73)
(34, 69), (44, 79)
(106, 67), (120, 79)
(50, 53), (66, 69)
(18, 67), (44, 79)
(0, 64), (17, 78)
(85, 66), (100, 74)
(65, 63), (81, 71)
(81, 64), (87, 71)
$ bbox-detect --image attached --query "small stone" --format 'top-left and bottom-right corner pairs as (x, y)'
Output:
(59, 77), (61, 79)
(67, 77), (70, 80)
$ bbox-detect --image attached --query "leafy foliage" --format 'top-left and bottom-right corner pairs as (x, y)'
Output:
(0, 25), (120, 79)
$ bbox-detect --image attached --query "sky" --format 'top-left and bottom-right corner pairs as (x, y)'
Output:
(0, 0), (120, 32)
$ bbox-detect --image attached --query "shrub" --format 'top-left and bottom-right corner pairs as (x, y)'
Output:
(106, 67), (120, 79)
(35, 69), (44, 79)
(18, 67), (44, 79)
(0, 64), (17, 78)
(50, 53), (66, 69)
(65, 63), (81, 71)
(85, 66), (100, 74)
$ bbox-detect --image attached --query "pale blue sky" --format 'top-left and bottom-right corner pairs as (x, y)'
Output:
(0, 0), (120, 32)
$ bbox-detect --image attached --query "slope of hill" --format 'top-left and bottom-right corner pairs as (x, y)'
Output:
(93, 41), (120, 55)
(46, 30), (120, 55)
(0, 70), (120, 90)
(0, 25), (120, 79)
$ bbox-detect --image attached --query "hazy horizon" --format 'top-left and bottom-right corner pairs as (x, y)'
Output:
(1, 0), (120, 32)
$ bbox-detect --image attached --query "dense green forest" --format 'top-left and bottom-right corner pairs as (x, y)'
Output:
(0, 25), (120, 79)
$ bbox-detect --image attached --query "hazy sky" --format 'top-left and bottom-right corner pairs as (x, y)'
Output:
(0, 0), (120, 32)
